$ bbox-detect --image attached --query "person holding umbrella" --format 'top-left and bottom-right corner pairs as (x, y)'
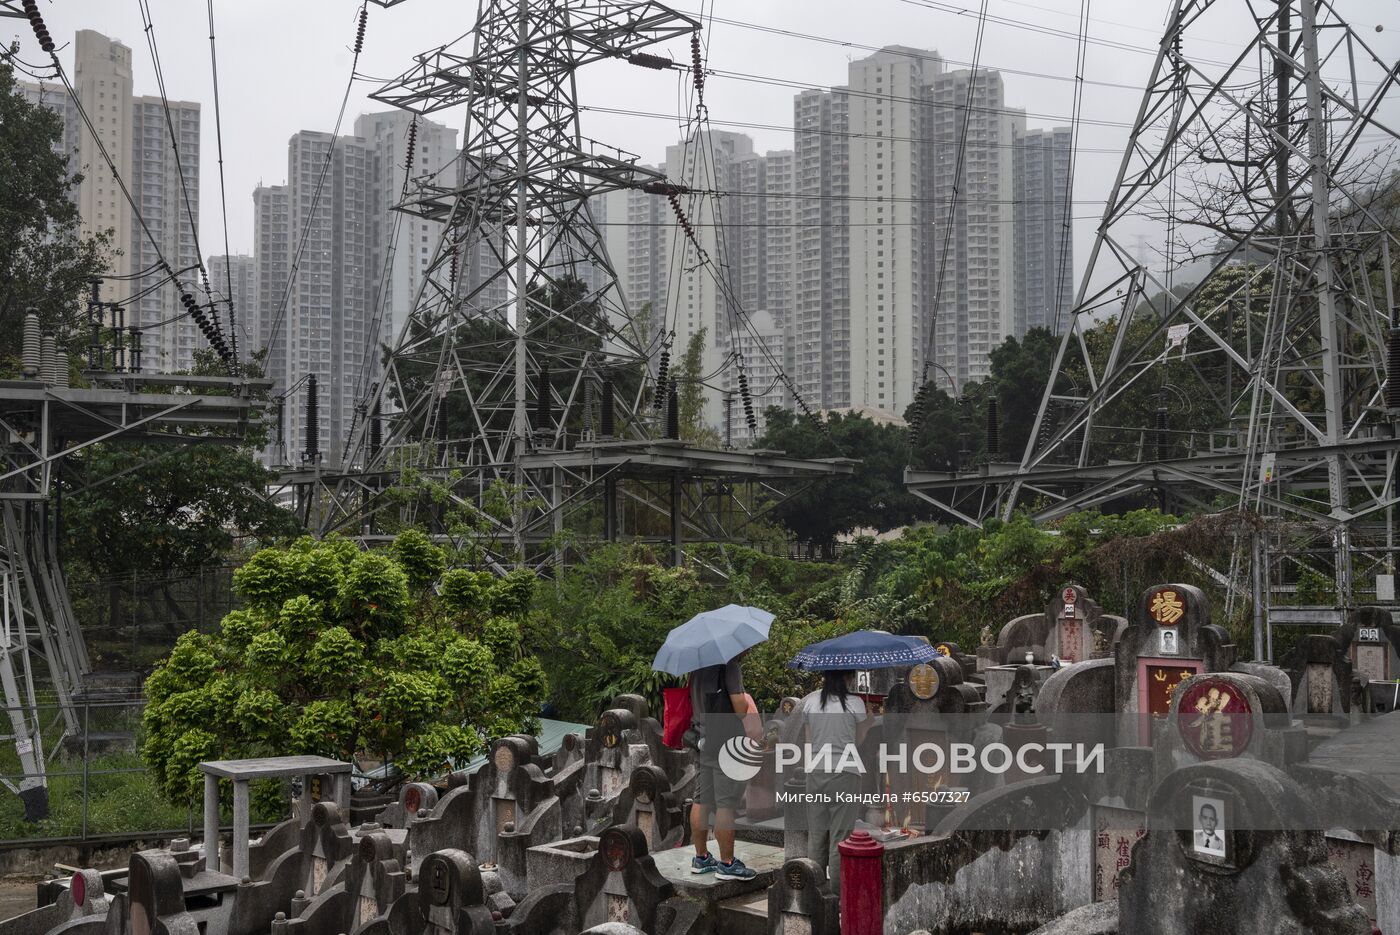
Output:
(653, 604), (772, 882)
(791, 630), (939, 894)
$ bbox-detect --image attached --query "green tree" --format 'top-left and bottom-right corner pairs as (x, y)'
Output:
(59, 350), (299, 633)
(757, 409), (928, 545)
(673, 328), (720, 446)
(141, 533), (547, 804)
(0, 59), (111, 366)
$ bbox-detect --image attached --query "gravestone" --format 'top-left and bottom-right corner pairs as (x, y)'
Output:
(375, 782), (439, 830)
(765, 857), (839, 935)
(1160, 671), (1302, 775)
(608, 764), (685, 852)
(413, 849), (496, 935)
(296, 802), (355, 899)
(508, 825), (704, 935)
(1341, 607), (1400, 713)
(883, 655), (989, 829)
(1115, 759), (1372, 935)
(1280, 633), (1353, 717)
(1114, 584), (1235, 747)
(125, 851), (200, 935)
(980, 585), (1128, 671)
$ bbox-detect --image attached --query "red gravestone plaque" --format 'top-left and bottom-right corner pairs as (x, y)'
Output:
(1176, 677), (1254, 759)
(1136, 658), (1203, 744)
(1147, 587), (1187, 626)
(1059, 620), (1083, 663)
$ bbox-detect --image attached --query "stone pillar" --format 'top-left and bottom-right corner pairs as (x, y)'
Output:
(232, 779), (250, 879)
(203, 773), (220, 873)
(837, 830), (884, 935)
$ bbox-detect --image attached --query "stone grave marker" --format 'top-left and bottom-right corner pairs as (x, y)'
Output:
(765, 857), (839, 935)
(415, 850), (495, 935)
(298, 801), (354, 899)
(1280, 633), (1353, 717)
(127, 851), (199, 935)
(608, 764), (684, 852)
(979, 585), (1128, 671)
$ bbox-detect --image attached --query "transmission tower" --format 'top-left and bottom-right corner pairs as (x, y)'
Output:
(907, 0), (1400, 643)
(292, 0), (849, 564)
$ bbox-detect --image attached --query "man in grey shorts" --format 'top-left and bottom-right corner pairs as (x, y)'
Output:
(687, 654), (763, 881)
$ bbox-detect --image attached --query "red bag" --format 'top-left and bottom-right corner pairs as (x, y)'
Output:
(662, 681), (693, 749)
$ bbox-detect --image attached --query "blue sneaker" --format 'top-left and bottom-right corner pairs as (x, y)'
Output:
(715, 856), (756, 881)
(690, 852), (720, 875)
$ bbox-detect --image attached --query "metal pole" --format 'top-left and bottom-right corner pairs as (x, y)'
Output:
(80, 701), (89, 839)
(1299, 0), (1349, 602)
(1252, 532), (1266, 661)
(512, 0), (531, 566)
(670, 473), (683, 567)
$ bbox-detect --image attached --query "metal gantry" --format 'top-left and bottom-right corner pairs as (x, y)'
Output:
(293, 0), (850, 564)
(0, 342), (269, 818)
(907, 0), (1400, 630)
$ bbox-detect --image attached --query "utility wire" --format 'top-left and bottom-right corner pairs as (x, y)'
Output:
(206, 0), (239, 361)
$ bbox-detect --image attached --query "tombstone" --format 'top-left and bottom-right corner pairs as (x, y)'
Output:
(0, 869), (109, 935)
(1280, 633), (1353, 718)
(882, 655), (989, 829)
(765, 857), (839, 935)
(929, 641), (977, 681)
(406, 735), (563, 901)
(608, 764), (685, 852)
(1114, 584), (1235, 747)
(124, 851), (200, 935)
(1159, 670), (1303, 776)
(1341, 607), (1400, 713)
(271, 829), (406, 935)
(979, 585), (1128, 671)
(412, 850), (496, 935)
(295, 802), (355, 899)
(582, 699), (694, 832)
(1115, 759), (1372, 934)
(375, 782), (439, 830)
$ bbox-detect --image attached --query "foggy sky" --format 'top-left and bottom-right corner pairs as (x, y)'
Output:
(9, 0), (1399, 292)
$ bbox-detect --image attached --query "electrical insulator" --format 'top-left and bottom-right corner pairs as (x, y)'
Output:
(369, 401), (383, 457)
(738, 371), (757, 438)
(354, 4), (368, 55)
(985, 395), (1001, 458)
(907, 382), (929, 447)
(23, 1), (54, 53)
(723, 394), (734, 448)
(304, 374), (320, 464)
(275, 396), (286, 448)
(21, 310), (41, 379)
(1387, 327), (1400, 411)
(600, 379), (616, 437)
(1037, 401), (1055, 450)
(690, 31), (704, 102)
(654, 348), (670, 410)
(449, 250), (458, 288)
(405, 119), (418, 172)
(128, 327), (143, 373)
(627, 51), (671, 70)
(665, 379), (680, 440)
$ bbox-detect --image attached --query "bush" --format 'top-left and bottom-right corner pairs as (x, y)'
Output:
(141, 533), (547, 804)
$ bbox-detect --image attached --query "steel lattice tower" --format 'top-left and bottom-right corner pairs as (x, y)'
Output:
(294, 0), (849, 562)
(908, 0), (1400, 641)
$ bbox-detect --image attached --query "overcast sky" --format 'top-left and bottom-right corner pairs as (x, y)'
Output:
(10, 0), (1399, 289)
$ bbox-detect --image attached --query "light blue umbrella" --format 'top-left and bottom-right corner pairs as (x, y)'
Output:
(652, 604), (774, 676)
(790, 630), (939, 671)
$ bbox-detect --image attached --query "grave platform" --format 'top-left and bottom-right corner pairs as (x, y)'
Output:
(650, 839), (784, 901)
(1310, 709), (1400, 796)
(733, 813), (785, 847)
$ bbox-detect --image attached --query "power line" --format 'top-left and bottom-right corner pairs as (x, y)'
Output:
(263, 2), (370, 363)
(206, 0), (239, 362)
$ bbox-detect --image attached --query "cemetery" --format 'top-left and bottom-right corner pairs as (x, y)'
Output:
(0, 582), (1391, 935)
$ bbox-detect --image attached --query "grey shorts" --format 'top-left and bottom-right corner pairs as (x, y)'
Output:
(693, 759), (745, 810)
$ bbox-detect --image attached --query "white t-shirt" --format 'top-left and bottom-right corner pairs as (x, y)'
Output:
(800, 690), (868, 774)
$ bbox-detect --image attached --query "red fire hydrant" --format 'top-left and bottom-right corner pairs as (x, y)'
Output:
(839, 829), (885, 935)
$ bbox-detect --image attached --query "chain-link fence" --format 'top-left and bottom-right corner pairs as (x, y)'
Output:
(67, 565), (238, 672)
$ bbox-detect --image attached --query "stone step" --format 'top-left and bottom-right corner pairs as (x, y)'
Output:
(650, 839), (784, 902)
(717, 890), (770, 935)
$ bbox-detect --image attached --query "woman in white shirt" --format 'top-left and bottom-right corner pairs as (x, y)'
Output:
(799, 669), (872, 895)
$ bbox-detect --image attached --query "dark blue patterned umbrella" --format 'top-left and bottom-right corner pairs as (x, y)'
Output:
(790, 630), (939, 671)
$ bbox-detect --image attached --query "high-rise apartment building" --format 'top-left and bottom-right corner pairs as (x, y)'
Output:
(793, 87), (850, 412)
(21, 30), (206, 372)
(354, 111), (460, 349)
(1013, 126), (1074, 336)
(847, 47), (942, 418)
(131, 96), (201, 371)
(926, 68), (1023, 390)
(207, 254), (256, 361)
(253, 184), (290, 412)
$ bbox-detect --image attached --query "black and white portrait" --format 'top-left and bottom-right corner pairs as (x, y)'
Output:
(1160, 628), (1179, 656)
(1192, 795), (1226, 857)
